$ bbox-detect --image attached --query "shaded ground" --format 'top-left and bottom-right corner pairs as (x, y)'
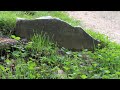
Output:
(66, 11), (120, 44)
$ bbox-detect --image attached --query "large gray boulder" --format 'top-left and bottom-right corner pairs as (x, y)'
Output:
(15, 16), (100, 51)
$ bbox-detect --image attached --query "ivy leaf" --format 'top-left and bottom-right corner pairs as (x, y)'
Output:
(12, 51), (21, 57)
(78, 53), (82, 57)
(104, 70), (110, 74)
(1, 56), (5, 60)
(102, 75), (109, 79)
(0, 65), (5, 71)
(66, 51), (72, 55)
(63, 66), (70, 71)
(11, 35), (16, 39)
(5, 59), (11, 65)
(11, 35), (20, 40)
(15, 37), (20, 40)
(93, 63), (97, 67)
(81, 75), (87, 79)
(115, 72), (120, 75)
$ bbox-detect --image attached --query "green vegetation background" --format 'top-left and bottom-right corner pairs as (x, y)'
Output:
(0, 11), (120, 79)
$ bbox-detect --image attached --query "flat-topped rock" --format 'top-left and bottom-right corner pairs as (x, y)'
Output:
(0, 37), (18, 49)
(15, 16), (100, 51)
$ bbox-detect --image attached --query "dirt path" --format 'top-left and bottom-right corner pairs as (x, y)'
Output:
(66, 11), (120, 44)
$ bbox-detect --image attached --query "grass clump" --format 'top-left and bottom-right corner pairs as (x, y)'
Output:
(30, 33), (55, 52)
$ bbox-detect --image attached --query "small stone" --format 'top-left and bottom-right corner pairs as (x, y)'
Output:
(57, 49), (66, 55)
(0, 37), (18, 50)
(58, 70), (64, 74)
(20, 38), (28, 44)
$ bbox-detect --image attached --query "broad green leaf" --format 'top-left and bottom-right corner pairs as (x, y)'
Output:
(15, 37), (20, 40)
(0, 65), (5, 71)
(116, 72), (120, 75)
(81, 75), (87, 79)
(104, 70), (110, 74)
(5, 59), (11, 65)
(11, 35), (16, 39)
(66, 51), (72, 55)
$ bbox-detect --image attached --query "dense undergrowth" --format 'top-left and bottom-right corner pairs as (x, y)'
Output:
(0, 11), (120, 79)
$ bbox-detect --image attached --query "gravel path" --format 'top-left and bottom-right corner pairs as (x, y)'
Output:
(66, 11), (120, 44)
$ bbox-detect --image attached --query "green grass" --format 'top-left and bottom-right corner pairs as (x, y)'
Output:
(30, 33), (55, 52)
(0, 11), (120, 79)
